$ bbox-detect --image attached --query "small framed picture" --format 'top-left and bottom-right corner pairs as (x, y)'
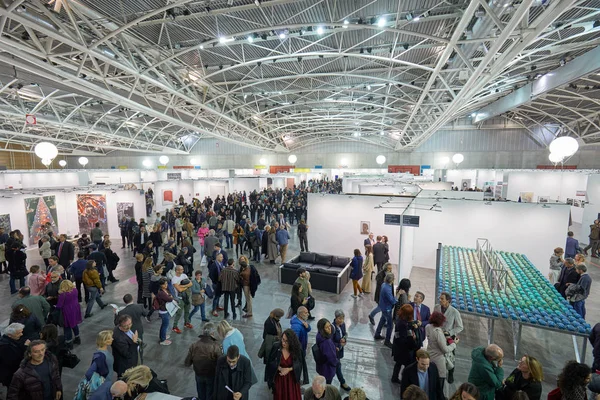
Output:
(360, 221), (370, 235)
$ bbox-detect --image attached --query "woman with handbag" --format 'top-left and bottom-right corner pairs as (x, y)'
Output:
(188, 270), (209, 322)
(56, 280), (82, 349)
(426, 311), (457, 392)
(156, 277), (174, 346)
(259, 308), (284, 367)
(74, 330), (114, 399)
(391, 304), (418, 383)
(496, 355), (543, 400)
(361, 245), (374, 294)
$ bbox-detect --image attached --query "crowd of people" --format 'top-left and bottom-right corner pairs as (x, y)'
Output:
(1, 177), (600, 400)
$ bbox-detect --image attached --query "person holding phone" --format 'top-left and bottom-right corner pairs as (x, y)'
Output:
(467, 344), (504, 400)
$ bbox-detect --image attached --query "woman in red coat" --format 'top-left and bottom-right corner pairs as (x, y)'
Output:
(56, 280), (82, 349)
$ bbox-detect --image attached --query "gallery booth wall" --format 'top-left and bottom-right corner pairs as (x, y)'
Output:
(0, 189), (146, 249)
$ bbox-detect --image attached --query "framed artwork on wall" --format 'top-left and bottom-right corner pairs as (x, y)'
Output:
(360, 221), (370, 235)
(519, 192), (535, 203)
(162, 189), (174, 205)
(76, 194), (108, 235)
(117, 202), (134, 221)
(0, 214), (11, 232)
(24, 196), (59, 246)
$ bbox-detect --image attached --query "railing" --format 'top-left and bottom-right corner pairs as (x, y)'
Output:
(476, 238), (508, 292)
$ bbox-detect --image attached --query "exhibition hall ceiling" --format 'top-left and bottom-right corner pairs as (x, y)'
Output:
(0, 0), (598, 155)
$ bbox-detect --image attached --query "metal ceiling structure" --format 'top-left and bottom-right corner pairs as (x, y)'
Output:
(0, 0), (599, 156)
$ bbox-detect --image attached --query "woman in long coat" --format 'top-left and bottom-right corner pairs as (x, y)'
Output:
(361, 245), (374, 293)
(261, 225), (270, 259)
(426, 311), (457, 387)
(56, 279), (83, 348)
(267, 226), (279, 263)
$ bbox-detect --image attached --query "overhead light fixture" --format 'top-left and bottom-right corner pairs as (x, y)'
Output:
(377, 17), (386, 27)
(413, 16), (421, 22)
(340, 158), (348, 166)
(159, 155), (170, 166)
(452, 153), (464, 165)
(279, 32), (286, 39)
(34, 142), (58, 164)
(549, 152), (564, 163)
(58, 160), (67, 168)
(403, 43), (409, 50)
(288, 154), (297, 164)
(142, 159), (152, 168)
(376, 155), (386, 165)
(247, 35), (253, 43)
(219, 37), (234, 43)
(200, 44), (204, 49)
(549, 136), (579, 158)
(190, 158), (200, 166)
(406, 13), (413, 21)
(254, 0), (261, 5)
(380, 131), (384, 135)
(367, 85), (371, 90)
(316, 26), (324, 35)
(78, 157), (89, 167)
(259, 158), (267, 165)
(343, 19), (349, 28)
(441, 156), (450, 165)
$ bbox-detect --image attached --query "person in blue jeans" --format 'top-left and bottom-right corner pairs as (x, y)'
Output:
(156, 277), (174, 346)
(208, 253), (224, 317)
(571, 264), (592, 319)
(189, 270), (210, 322)
(374, 273), (396, 346)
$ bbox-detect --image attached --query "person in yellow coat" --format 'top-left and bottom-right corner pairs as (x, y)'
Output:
(361, 245), (374, 293)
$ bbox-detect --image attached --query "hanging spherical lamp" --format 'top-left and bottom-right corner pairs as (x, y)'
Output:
(78, 157), (89, 167)
(549, 136), (579, 158)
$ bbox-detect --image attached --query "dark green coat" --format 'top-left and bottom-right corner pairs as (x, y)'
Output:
(467, 346), (504, 400)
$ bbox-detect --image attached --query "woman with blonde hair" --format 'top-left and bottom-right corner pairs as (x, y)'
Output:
(497, 355), (543, 400)
(361, 244), (374, 294)
(141, 257), (154, 311)
(217, 320), (258, 384)
(347, 387), (369, 400)
(56, 279), (82, 348)
(74, 330), (115, 399)
(121, 365), (153, 400)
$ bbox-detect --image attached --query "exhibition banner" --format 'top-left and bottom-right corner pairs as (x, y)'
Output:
(76, 194), (108, 235)
(24, 196), (59, 246)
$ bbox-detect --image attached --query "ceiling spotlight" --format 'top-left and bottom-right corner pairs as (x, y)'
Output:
(58, 160), (67, 168)
(376, 155), (386, 165)
(405, 13), (413, 21)
(247, 35), (253, 43)
(159, 155), (170, 166)
(452, 153), (464, 165)
(288, 154), (297, 164)
(254, 0), (261, 5)
(316, 26), (324, 35)
(377, 17), (387, 27)
(78, 157), (89, 167)
(380, 131), (385, 136)
(279, 32), (286, 39)
(219, 37), (234, 43)
(343, 19), (349, 28)
(367, 85), (371, 90)
(413, 16), (421, 22)
(403, 43), (409, 50)
(190, 158), (200, 166)
(142, 159), (152, 168)
(259, 158), (267, 165)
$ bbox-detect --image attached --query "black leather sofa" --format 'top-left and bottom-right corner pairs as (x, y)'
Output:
(278, 252), (352, 294)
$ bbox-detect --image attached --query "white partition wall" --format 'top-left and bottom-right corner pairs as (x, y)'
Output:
(581, 173), (600, 241)
(230, 177), (261, 193)
(412, 199), (570, 276)
(306, 193), (409, 266)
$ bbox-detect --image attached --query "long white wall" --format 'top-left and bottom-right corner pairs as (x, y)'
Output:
(412, 199), (571, 276)
(306, 194), (408, 267)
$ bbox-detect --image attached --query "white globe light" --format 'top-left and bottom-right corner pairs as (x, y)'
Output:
(549, 136), (579, 158)
(159, 155), (170, 165)
(452, 153), (464, 164)
(58, 160), (67, 167)
(259, 158), (267, 165)
(376, 155), (386, 165)
(341, 158), (348, 166)
(441, 156), (450, 165)
(142, 159), (152, 168)
(288, 154), (297, 164)
(190, 158), (199, 166)
(41, 158), (52, 166)
(34, 142), (58, 160)
(549, 152), (564, 163)
(78, 157), (89, 167)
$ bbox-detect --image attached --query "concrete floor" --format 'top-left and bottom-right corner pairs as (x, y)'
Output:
(0, 227), (597, 399)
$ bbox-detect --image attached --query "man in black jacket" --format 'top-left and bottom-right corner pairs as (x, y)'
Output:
(214, 345), (253, 400)
(8, 340), (62, 400)
(54, 234), (74, 271)
(400, 349), (444, 400)
(111, 315), (140, 378)
(114, 294), (147, 341)
(133, 226), (149, 256)
(0, 323), (27, 391)
(557, 258), (579, 298)
(88, 245), (109, 288)
(372, 236), (386, 273)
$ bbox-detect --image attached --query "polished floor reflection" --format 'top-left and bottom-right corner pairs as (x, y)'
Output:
(0, 228), (597, 399)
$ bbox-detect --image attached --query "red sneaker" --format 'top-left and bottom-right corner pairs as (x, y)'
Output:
(212, 311), (219, 317)
(184, 323), (193, 329)
(216, 307), (224, 311)
(172, 327), (182, 334)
